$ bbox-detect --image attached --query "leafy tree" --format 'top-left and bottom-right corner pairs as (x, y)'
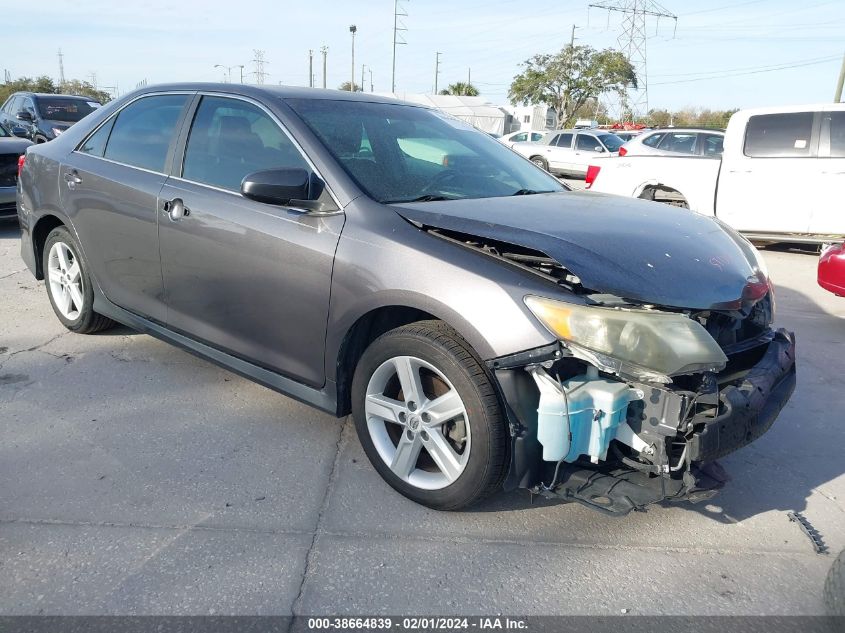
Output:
(338, 81), (361, 92)
(509, 45), (636, 128)
(59, 79), (112, 104)
(0, 75), (111, 105)
(439, 82), (479, 96)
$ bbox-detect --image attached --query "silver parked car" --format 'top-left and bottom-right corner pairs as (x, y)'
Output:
(16, 84), (795, 515)
(511, 129), (625, 177)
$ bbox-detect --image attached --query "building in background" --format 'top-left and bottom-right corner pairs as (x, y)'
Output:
(501, 104), (556, 133)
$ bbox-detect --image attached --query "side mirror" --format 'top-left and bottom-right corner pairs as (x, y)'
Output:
(241, 168), (326, 208)
(10, 126), (29, 138)
(594, 145), (605, 153)
(16, 111), (33, 122)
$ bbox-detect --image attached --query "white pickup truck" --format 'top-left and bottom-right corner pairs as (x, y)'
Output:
(586, 104), (845, 242)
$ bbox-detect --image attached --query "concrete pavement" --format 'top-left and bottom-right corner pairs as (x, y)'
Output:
(1, 221), (842, 615)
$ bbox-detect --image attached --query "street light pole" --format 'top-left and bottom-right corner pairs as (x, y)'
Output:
(361, 64), (366, 94)
(349, 25), (357, 91)
(369, 67), (374, 92)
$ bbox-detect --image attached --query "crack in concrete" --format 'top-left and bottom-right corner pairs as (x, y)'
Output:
(0, 331), (71, 373)
(289, 416), (350, 622)
(0, 514), (830, 559)
(0, 268), (26, 280)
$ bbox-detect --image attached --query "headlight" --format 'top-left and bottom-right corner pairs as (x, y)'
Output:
(51, 127), (64, 136)
(525, 296), (727, 381)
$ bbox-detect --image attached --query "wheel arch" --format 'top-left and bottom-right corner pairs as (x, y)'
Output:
(636, 182), (689, 207)
(332, 301), (495, 417)
(31, 214), (67, 280)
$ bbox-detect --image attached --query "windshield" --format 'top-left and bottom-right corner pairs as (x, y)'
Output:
(286, 99), (565, 204)
(599, 133), (625, 152)
(36, 98), (98, 123)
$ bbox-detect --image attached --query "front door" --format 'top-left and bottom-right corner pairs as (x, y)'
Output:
(158, 95), (344, 387)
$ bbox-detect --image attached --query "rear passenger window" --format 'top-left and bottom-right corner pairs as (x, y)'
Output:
(104, 95), (188, 172)
(511, 132), (527, 142)
(658, 132), (697, 154)
(182, 96), (309, 192)
(701, 134), (724, 156)
(828, 112), (845, 157)
(744, 112), (814, 157)
(531, 132), (544, 141)
(555, 133), (573, 147)
(641, 133), (664, 148)
(79, 118), (115, 157)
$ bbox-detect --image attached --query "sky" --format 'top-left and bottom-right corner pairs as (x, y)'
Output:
(5, 0), (845, 113)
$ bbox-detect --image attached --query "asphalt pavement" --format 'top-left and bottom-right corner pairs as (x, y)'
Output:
(1, 219), (842, 615)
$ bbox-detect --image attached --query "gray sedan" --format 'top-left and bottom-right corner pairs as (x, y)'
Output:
(16, 84), (795, 515)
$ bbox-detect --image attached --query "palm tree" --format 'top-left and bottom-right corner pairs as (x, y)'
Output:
(438, 82), (479, 97)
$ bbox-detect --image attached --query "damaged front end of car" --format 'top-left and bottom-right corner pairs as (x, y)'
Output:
(491, 288), (795, 515)
(396, 194), (797, 515)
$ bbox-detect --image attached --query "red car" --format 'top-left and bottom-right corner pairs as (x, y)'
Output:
(818, 242), (845, 296)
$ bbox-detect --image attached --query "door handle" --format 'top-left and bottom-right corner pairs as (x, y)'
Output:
(162, 198), (190, 221)
(63, 171), (82, 189)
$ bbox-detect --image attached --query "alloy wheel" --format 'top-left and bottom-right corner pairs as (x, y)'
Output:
(47, 242), (83, 321)
(364, 355), (471, 490)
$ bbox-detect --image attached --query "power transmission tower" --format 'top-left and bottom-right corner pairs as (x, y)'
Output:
(57, 48), (66, 88)
(392, 0), (409, 92)
(3, 69), (10, 84)
(88, 72), (97, 89)
(434, 52), (441, 94)
(589, 0), (676, 120)
(320, 46), (328, 89)
(252, 49), (269, 85)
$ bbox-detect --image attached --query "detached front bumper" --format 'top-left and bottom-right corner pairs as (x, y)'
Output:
(687, 329), (795, 463)
(490, 328), (796, 515)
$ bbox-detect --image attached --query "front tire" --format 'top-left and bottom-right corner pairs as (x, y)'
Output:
(351, 321), (508, 510)
(43, 226), (115, 334)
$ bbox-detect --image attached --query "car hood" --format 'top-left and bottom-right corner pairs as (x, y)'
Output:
(393, 191), (768, 311)
(0, 137), (33, 153)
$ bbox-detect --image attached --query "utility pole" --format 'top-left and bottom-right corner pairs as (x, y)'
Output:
(361, 64), (367, 94)
(368, 67), (374, 92)
(309, 50), (314, 88)
(467, 67), (471, 93)
(57, 49), (66, 89)
(252, 50), (269, 85)
(349, 25), (357, 91)
(835, 51), (845, 102)
(392, 0), (408, 92)
(589, 0), (677, 120)
(434, 52), (441, 94)
(320, 46), (328, 89)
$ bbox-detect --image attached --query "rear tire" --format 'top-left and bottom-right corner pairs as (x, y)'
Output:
(351, 320), (508, 510)
(530, 156), (549, 171)
(43, 226), (115, 334)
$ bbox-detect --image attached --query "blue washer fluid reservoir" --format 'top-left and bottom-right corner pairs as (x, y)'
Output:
(531, 365), (640, 464)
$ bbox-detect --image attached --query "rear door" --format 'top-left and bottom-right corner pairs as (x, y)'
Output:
(158, 94), (344, 387)
(61, 93), (192, 323)
(546, 132), (573, 173)
(812, 107), (845, 235)
(716, 111), (818, 234)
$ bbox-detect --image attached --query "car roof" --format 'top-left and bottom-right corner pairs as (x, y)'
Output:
(735, 103), (845, 116)
(642, 128), (725, 134)
(128, 82), (413, 106)
(12, 92), (96, 101)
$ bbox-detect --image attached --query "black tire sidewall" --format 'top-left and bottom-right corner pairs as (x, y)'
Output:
(42, 226), (98, 332)
(351, 324), (505, 510)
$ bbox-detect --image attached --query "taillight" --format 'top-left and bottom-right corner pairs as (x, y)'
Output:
(585, 165), (601, 189)
(618, 146), (627, 156)
(17, 154), (25, 177)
